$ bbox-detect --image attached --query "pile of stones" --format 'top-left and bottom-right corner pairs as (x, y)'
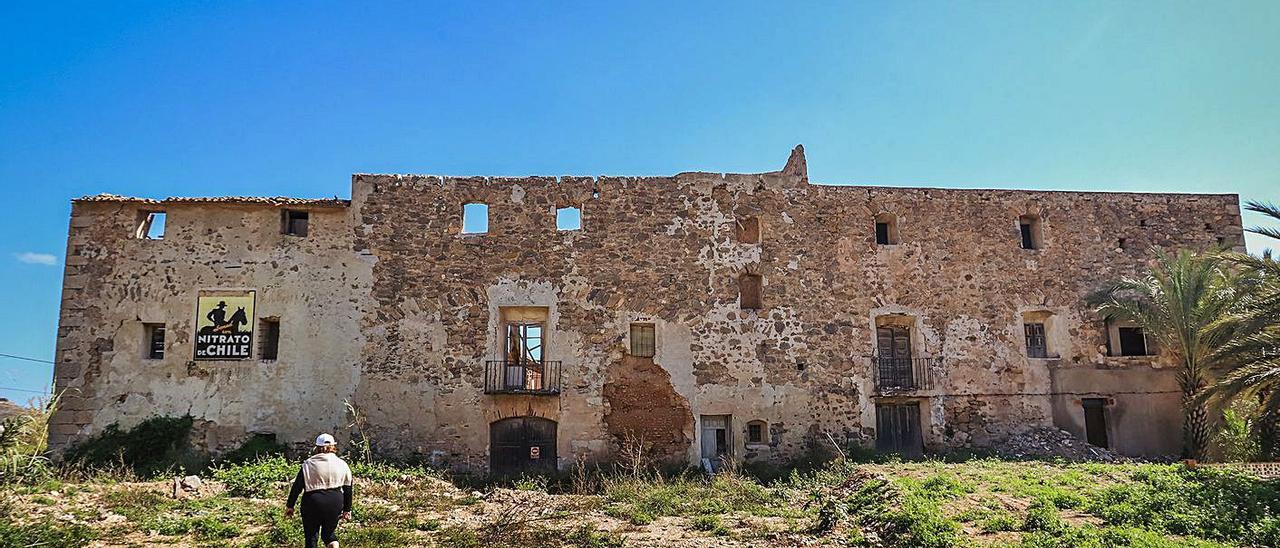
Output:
(993, 427), (1126, 462)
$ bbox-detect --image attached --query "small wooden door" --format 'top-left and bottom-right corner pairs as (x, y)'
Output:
(489, 417), (557, 476)
(876, 403), (923, 456)
(876, 326), (914, 388)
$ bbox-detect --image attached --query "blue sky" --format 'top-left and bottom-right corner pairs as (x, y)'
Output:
(1, 2), (1277, 402)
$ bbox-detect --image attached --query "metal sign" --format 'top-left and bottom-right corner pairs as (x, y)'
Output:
(529, 446), (541, 460)
(194, 290), (256, 360)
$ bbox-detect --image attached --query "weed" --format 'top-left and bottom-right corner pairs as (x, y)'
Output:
(692, 514), (730, 536)
(212, 455), (296, 498)
(63, 415), (202, 477)
(980, 511), (1020, 533)
(0, 519), (96, 547)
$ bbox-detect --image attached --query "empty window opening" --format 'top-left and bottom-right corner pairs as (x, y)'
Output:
(556, 207), (582, 231)
(144, 323), (165, 359)
(629, 323), (655, 358)
(462, 203), (489, 234)
(1117, 238), (1127, 250)
(739, 217), (761, 244)
(874, 213), (899, 245)
(746, 420), (767, 445)
(282, 210), (309, 237)
(700, 415), (731, 472)
(1117, 326), (1149, 356)
(136, 211), (166, 239)
(875, 403), (923, 456)
(1024, 322), (1048, 358)
(1082, 398), (1109, 448)
(1139, 219), (1148, 227)
(259, 318), (280, 360)
(739, 274), (763, 310)
(1019, 215), (1042, 250)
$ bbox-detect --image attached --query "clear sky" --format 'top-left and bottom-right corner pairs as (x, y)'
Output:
(1, 2), (1277, 402)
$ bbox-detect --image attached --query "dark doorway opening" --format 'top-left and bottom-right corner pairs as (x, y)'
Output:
(489, 417), (557, 476)
(875, 403), (923, 456)
(1082, 398), (1109, 448)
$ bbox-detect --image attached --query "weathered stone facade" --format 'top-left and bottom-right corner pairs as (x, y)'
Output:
(50, 147), (1245, 471)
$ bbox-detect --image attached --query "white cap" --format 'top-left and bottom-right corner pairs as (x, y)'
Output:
(314, 433), (336, 447)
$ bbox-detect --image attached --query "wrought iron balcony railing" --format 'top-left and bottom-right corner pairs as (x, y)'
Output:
(484, 360), (562, 395)
(871, 356), (939, 393)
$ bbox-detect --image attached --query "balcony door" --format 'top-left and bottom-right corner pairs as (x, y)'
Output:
(504, 322), (544, 390)
(876, 326), (914, 389)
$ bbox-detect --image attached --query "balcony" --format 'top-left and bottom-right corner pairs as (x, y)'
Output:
(871, 356), (939, 394)
(484, 360), (562, 395)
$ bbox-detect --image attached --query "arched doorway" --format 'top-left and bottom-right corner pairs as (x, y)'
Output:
(489, 417), (557, 476)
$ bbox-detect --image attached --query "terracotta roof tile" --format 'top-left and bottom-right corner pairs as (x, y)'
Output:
(74, 193), (349, 207)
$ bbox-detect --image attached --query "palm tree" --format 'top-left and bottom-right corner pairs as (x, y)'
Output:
(1205, 201), (1280, 458)
(1092, 249), (1239, 460)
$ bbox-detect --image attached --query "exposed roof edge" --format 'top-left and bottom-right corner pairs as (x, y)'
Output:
(73, 193), (350, 208)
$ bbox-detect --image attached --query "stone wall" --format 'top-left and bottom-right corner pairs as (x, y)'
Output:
(50, 147), (1245, 468)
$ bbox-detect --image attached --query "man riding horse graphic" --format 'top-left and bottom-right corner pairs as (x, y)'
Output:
(202, 300), (249, 334)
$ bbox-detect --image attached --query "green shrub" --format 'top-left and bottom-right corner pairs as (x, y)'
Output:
(191, 514), (241, 540)
(63, 415), (201, 477)
(0, 520), (96, 547)
(564, 523), (625, 547)
(219, 433), (288, 464)
(691, 514), (729, 536)
(1023, 497), (1065, 533)
(980, 511), (1019, 533)
(212, 455), (296, 498)
(1086, 464), (1280, 544)
(338, 525), (410, 546)
(437, 525), (481, 547)
(103, 487), (171, 520)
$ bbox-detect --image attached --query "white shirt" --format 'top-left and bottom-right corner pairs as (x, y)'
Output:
(300, 452), (353, 492)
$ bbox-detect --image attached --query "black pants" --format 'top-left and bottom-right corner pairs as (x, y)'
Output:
(300, 488), (344, 548)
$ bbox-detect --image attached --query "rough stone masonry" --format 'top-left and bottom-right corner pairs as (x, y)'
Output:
(48, 146), (1245, 473)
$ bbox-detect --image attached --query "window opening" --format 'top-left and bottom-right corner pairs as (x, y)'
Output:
(874, 213), (898, 245)
(136, 211), (166, 239)
(282, 210), (309, 236)
(556, 207), (581, 231)
(630, 323), (655, 357)
(462, 203), (489, 234)
(144, 323), (165, 359)
(1024, 322), (1048, 358)
(259, 318), (280, 360)
(1117, 327), (1149, 356)
(1019, 215), (1042, 249)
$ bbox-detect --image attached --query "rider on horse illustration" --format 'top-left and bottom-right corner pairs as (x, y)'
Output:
(203, 301), (248, 334)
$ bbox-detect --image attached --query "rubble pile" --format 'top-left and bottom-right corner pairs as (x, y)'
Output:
(993, 427), (1126, 462)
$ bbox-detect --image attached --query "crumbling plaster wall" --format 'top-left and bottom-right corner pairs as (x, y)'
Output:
(352, 146), (1241, 469)
(53, 147), (1245, 467)
(50, 202), (371, 452)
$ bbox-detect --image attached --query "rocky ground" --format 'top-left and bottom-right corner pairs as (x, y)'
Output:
(2, 455), (1275, 547)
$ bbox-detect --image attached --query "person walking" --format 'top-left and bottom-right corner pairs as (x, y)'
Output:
(285, 433), (354, 548)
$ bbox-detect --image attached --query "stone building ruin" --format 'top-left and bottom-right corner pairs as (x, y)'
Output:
(49, 146), (1246, 473)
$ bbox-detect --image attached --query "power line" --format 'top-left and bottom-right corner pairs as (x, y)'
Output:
(0, 353), (55, 365)
(0, 385), (49, 395)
